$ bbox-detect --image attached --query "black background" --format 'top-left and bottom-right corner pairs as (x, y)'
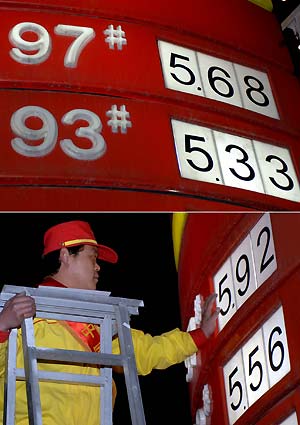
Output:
(0, 212), (193, 424)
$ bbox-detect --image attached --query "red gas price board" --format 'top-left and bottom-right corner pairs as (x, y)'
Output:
(1, 89), (300, 210)
(1, 1), (300, 210)
(178, 213), (300, 425)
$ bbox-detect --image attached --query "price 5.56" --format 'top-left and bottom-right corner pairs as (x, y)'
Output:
(223, 307), (290, 424)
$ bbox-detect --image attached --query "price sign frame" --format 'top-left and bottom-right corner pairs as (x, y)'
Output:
(159, 40), (279, 120)
(223, 306), (291, 425)
(214, 213), (277, 331)
(172, 119), (300, 203)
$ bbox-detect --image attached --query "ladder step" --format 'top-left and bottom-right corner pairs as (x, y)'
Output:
(16, 368), (109, 386)
(34, 347), (125, 367)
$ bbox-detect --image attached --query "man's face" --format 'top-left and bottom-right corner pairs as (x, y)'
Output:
(67, 245), (100, 290)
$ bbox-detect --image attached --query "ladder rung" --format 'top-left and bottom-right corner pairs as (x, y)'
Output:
(34, 347), (125, 367)
(1, 285), (144, 309)
(0, 295), (141, 317)
(16, 368), (109, 386)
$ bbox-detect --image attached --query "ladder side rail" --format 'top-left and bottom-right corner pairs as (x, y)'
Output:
(100, 315), (113, 425)
(21, 317), (43, 425)
(115, 304), (146, 425)
(3, 328), (18, 425)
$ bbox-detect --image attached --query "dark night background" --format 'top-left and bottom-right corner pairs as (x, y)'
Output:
(0, 213), (193, 425)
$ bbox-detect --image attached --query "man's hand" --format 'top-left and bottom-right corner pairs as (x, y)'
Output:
(0, 292), (36, 332)
(201, 293), (220, 338)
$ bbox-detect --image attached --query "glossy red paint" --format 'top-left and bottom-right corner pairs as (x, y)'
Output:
(0, 89), (300, 211)
(0, 1), (299, 210)
(178, 213), (300, 424)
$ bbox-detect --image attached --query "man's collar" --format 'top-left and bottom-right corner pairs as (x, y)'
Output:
(38, 277), (67, 288)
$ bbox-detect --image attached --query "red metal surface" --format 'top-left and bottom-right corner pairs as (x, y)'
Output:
(255, 388), (300, 424)
(0, 187), (256, 211)
(0, 89), (299, 211)
(178, 213), (300, 423)
(0, 1), (299, 210)
(0, 7), (299, 133)
(0, 0), (289, 70)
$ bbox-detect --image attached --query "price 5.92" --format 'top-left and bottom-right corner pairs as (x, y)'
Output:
(214, 213), (277, 331)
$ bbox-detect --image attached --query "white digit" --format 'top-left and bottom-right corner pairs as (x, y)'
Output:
(9, 22), (51, 64)
(61, 109), (106, 160)
(11, 106), (58, 157)
(54, 25), (95, 68)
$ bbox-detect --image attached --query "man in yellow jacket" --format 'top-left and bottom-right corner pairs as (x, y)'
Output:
(0, 220), (219, 424)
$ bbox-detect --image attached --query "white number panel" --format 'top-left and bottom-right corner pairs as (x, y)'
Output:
(214, 131), (265, 194)
(223, 306), (291, 424)
(213, 259), (237, 331)
(214, 213), (277, 331)
(172, 120), (222, 185)
(172, 119), (300, 203)
(158, 41), (204, 97)
(279, 412), (299, 425)
(231, 235), (257, 310)
(242, 328), (270, 406)
(250, 213), (277, 287)
(159, 40), (279, 119)
(223, 350), (248, 425)
(262, 307), (291, 388)
(254, 140), (300, 202)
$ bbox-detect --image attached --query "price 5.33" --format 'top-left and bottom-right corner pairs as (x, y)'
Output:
(172, 119), (300, 203)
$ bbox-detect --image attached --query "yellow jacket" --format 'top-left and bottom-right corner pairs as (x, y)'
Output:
(0, 317), (198, 424)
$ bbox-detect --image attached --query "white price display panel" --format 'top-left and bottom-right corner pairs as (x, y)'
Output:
(280, 412), (299, 425)
(223, 306), (291, 424)
(172, 119), (300, 203)
(231, 235), (257, 310)
(214, 213), (277, 331)
(250, 213), (277, 287)
(213, 258), (237, 331)
(159, 40), (279, 119)
(223, 350), (248, 424)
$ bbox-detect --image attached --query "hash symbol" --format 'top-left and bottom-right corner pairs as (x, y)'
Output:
(106, 105), (132, 134)
(103, 24), (127, 50)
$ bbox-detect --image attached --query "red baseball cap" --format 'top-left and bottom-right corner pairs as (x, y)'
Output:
(43, 221), (118, 263)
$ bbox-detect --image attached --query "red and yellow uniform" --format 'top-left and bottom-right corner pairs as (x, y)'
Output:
(0, 280), (206, 424)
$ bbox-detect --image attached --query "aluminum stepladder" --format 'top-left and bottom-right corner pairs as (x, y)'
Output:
(0, 285), (147, 425)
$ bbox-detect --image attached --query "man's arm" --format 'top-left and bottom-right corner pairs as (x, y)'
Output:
(112, 293), (220, 375)
(0, 292), (35, 377)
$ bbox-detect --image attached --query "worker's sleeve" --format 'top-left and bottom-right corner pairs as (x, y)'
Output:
(112, 327), (200, 376)
(188, 328), (207, 349)
(0, 332), (9, 378)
